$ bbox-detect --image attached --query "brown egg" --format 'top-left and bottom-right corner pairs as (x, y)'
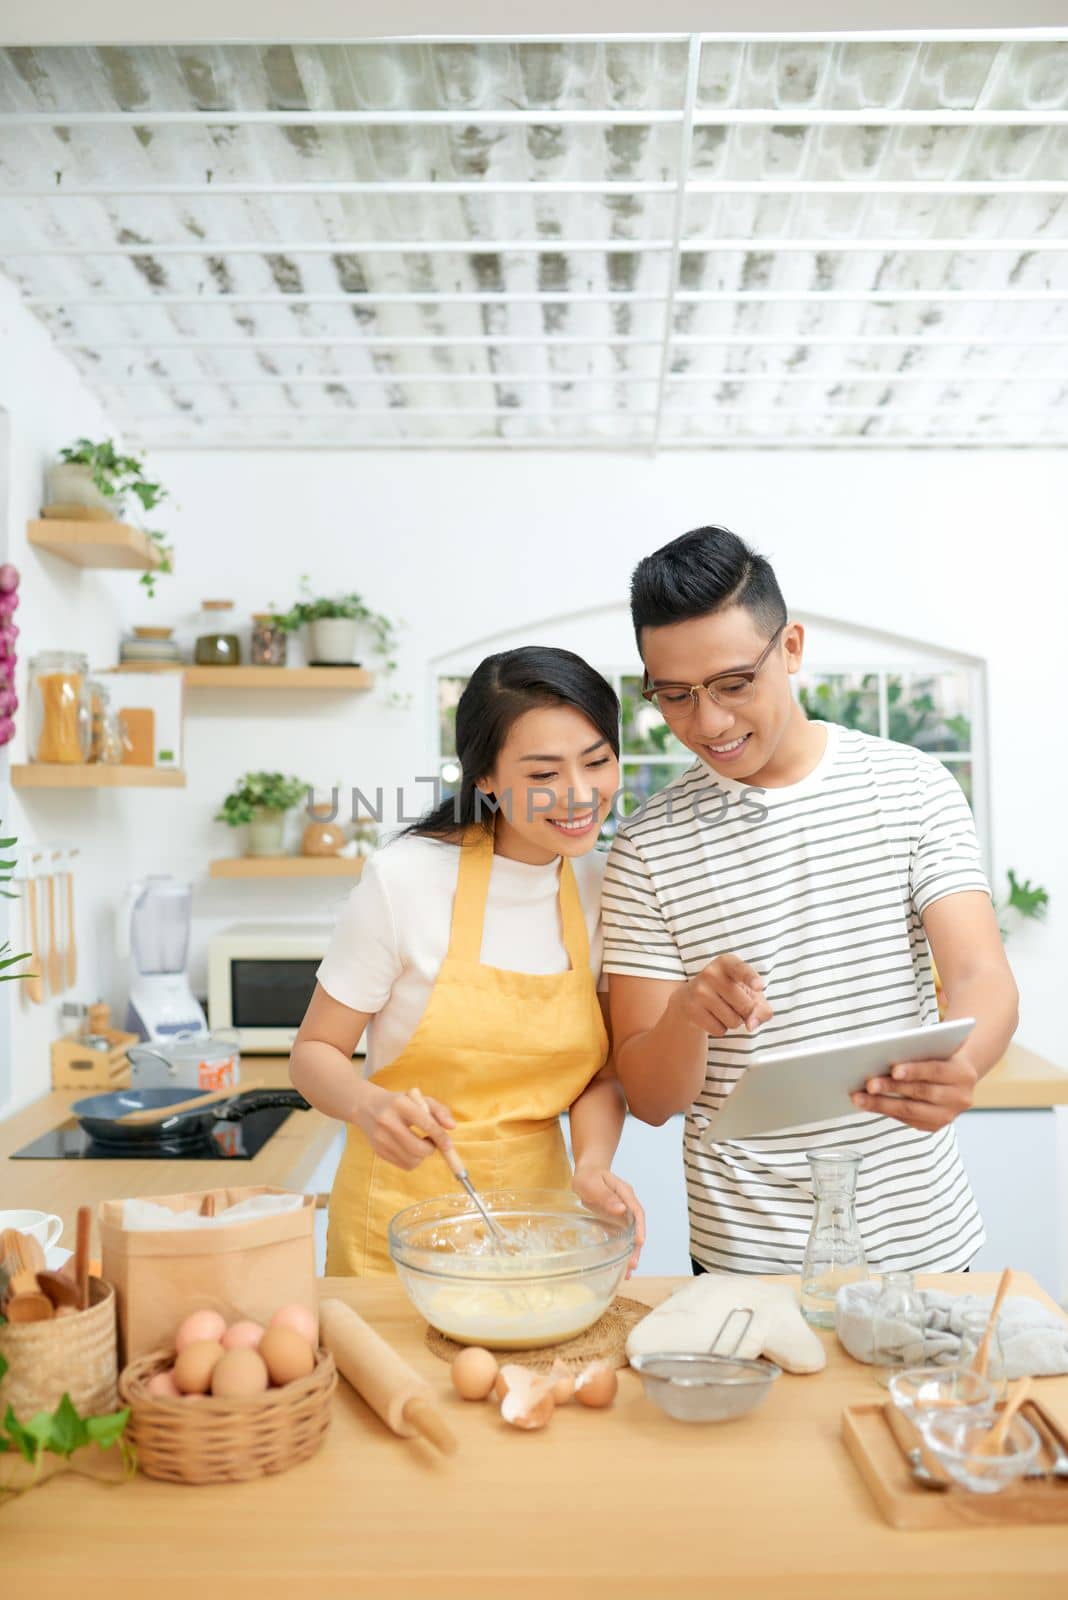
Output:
(175, 1309), (227, 1352)
(173, 1339), (225, 1395)
(258, 1325), (316, 1387)
(269, 1303), (318, 1346)
(211, 1348), (269, 1399)
(548, 1359), (575, 1405)
(574, 1361), (618, 1408)
(146, 1368), (181, 1400)
(451, 1346), (499, 1401)
(221, 1319), (265, 1351)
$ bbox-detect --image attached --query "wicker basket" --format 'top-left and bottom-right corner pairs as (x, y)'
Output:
(0, 1277), (118, 1422)
(119, 1346), (336, 1483)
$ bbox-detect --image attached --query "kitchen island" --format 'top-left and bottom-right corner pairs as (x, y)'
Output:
(3, 1270), (1066, 1599)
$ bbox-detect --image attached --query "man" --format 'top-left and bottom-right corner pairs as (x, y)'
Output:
(604, 525), (1018, 1275)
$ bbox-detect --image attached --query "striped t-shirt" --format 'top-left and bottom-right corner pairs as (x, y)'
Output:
(602, 722), (990, 1275)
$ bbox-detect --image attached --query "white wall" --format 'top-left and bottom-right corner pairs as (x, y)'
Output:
(0, 319), (1064, 1107)
(0, 275), (129, 1114)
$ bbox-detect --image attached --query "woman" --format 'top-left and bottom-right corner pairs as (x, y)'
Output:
(290, 646), (645, 1276)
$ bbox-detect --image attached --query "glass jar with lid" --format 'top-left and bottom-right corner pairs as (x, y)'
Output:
(194, 600), (241, 667)
(27, 651), (91, 763)
(250, 612), (287, 668)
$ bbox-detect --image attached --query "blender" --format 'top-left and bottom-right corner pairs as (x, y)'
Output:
(119, 875), (208, 1041)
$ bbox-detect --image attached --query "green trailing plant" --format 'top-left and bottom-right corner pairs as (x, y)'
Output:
(0, 1351), (133, 1497)
(0, 824), (32, 983)
(998, 868), (1050, 939)
(57, 438), (173, 597)
(271, 576), (401, 674)
(215, 772), (309, 827)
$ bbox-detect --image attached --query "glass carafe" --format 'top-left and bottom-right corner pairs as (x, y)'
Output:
(801, 1148), (869, 1328)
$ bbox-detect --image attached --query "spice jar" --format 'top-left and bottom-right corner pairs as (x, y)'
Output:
(250, 612), (287, 668)
(28, 651), (90, 763)
(193, 600), (241, 667)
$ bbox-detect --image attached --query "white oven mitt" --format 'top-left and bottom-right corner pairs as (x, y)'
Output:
(626, 1272), (826, 1374)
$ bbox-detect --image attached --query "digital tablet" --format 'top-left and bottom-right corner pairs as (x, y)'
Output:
(700, 1018), (976, 1144)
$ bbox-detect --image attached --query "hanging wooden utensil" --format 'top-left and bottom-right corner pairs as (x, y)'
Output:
(45, 859), (63, 994)
(22, 855), (44, 1005)
(64, 847), (78, 989)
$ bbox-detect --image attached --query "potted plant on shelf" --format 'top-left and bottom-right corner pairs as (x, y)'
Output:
(214, 772), (309, 858)
(273, 577), (400, 669)
(46, 438), (174, 597)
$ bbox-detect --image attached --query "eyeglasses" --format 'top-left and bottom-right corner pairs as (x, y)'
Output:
(640, 623), (787, 719)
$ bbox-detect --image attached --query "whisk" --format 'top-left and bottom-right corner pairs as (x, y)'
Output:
(408, 1088), (512, 1253)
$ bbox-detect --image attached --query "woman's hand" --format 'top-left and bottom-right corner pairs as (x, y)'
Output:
(571, 1164), (646, 1276)
(353, 1084), (456, 1171)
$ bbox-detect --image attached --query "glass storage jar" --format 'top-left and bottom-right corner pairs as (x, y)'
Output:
(86, 678), (123, 764)
(193, 600), (241, 666)
(28, 651), (90, 763)
(250, 612), (287, 667)
(801, 1147), (870, 1328)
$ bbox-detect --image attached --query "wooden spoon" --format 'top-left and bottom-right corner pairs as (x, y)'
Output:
(74, 1206), (91, 1312)
(64, 853), (78, 989)
(116, 1079), (264, 1127)
(45, 869), (63, 995)
(5, 1287), (54, 1322)
(970, 1265), (1011, 1377)
(23, 865), (44, 1005)
(979, 1377), (1033, 1456)
(38, 1270), (81, 1311)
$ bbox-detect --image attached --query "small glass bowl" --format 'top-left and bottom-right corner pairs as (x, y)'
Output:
(887, 1365), (995, 1426)
(629, 1352), (781, 1423)
(922, 1411), (1041, 1494)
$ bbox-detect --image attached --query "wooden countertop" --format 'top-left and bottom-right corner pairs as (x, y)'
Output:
(3, 1270), (1066, 1598)
(0, 1057), (337, 1248)
(972, 1042), (1068, 1110)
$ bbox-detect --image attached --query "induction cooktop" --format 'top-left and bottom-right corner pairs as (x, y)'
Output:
(10, 1105), (294, 1160)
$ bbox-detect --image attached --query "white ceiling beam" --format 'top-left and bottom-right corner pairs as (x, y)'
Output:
(653, 35), (703, 453)
(25, 290), (1068, 306)
(112, 407), (1063, 420)
(4, 108), (1068, 127)
(124, 439), (1066, 455)
(50, 334), (1068, 350)
(9, 238), (1068, 256)
(93, 372), (1068, 388)
(3, 180), (1064, 197)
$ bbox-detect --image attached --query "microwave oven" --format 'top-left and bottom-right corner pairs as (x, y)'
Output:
(208, 922), (345, 1054)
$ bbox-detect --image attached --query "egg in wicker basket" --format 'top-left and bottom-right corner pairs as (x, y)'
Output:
(119, 1346), (336, 1484)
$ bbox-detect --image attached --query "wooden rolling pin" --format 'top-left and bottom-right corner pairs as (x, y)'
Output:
(318, 1298), (456, 1456)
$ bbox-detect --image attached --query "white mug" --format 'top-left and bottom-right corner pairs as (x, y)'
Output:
(0, 1209), (63, 1252)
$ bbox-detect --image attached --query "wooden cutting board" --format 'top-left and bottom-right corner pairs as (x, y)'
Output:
(842, 1399), (1068, 1528)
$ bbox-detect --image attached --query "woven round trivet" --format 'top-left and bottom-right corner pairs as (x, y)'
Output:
(425, 1294), (651, 1372)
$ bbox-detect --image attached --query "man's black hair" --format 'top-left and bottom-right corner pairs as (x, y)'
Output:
(630, 525), (787, 650)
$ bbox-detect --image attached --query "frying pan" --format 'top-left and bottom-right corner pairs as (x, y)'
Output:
(70, 1085), (309, 1148)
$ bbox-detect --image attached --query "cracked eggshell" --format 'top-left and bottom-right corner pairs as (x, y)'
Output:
(497, 1364), (556, 1430)
(549, 1359), (574, 1404)
(574, 1361), (618, 1408)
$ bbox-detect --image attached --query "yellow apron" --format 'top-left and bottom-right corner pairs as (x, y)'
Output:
(325, 826), (608, 1276)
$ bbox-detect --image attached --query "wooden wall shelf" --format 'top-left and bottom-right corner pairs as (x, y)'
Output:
(28, 519), (163, 571)
(209, 856), (365, 879)
(11, 764), (185, 789)
(183, 666), (373, 689)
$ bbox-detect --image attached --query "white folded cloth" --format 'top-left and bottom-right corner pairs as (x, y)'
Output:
(626, 1272), (826, 1374)
(121, 1193), (306, 1230)
(835, 1281), (1068, 1378)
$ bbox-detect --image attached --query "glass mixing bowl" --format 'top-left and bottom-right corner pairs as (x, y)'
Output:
(388, 1189), (635, 1349)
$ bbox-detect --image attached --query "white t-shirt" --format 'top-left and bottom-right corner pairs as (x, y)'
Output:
(316, 834), (607, 1075)
(602, 724), (991, 1275)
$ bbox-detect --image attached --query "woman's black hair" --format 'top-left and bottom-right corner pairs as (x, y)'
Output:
(406, 646), (620, 841)
(630, 525), (787, 649)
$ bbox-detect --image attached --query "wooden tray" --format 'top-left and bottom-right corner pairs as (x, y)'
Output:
(842, 1399), (1068, 1528)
